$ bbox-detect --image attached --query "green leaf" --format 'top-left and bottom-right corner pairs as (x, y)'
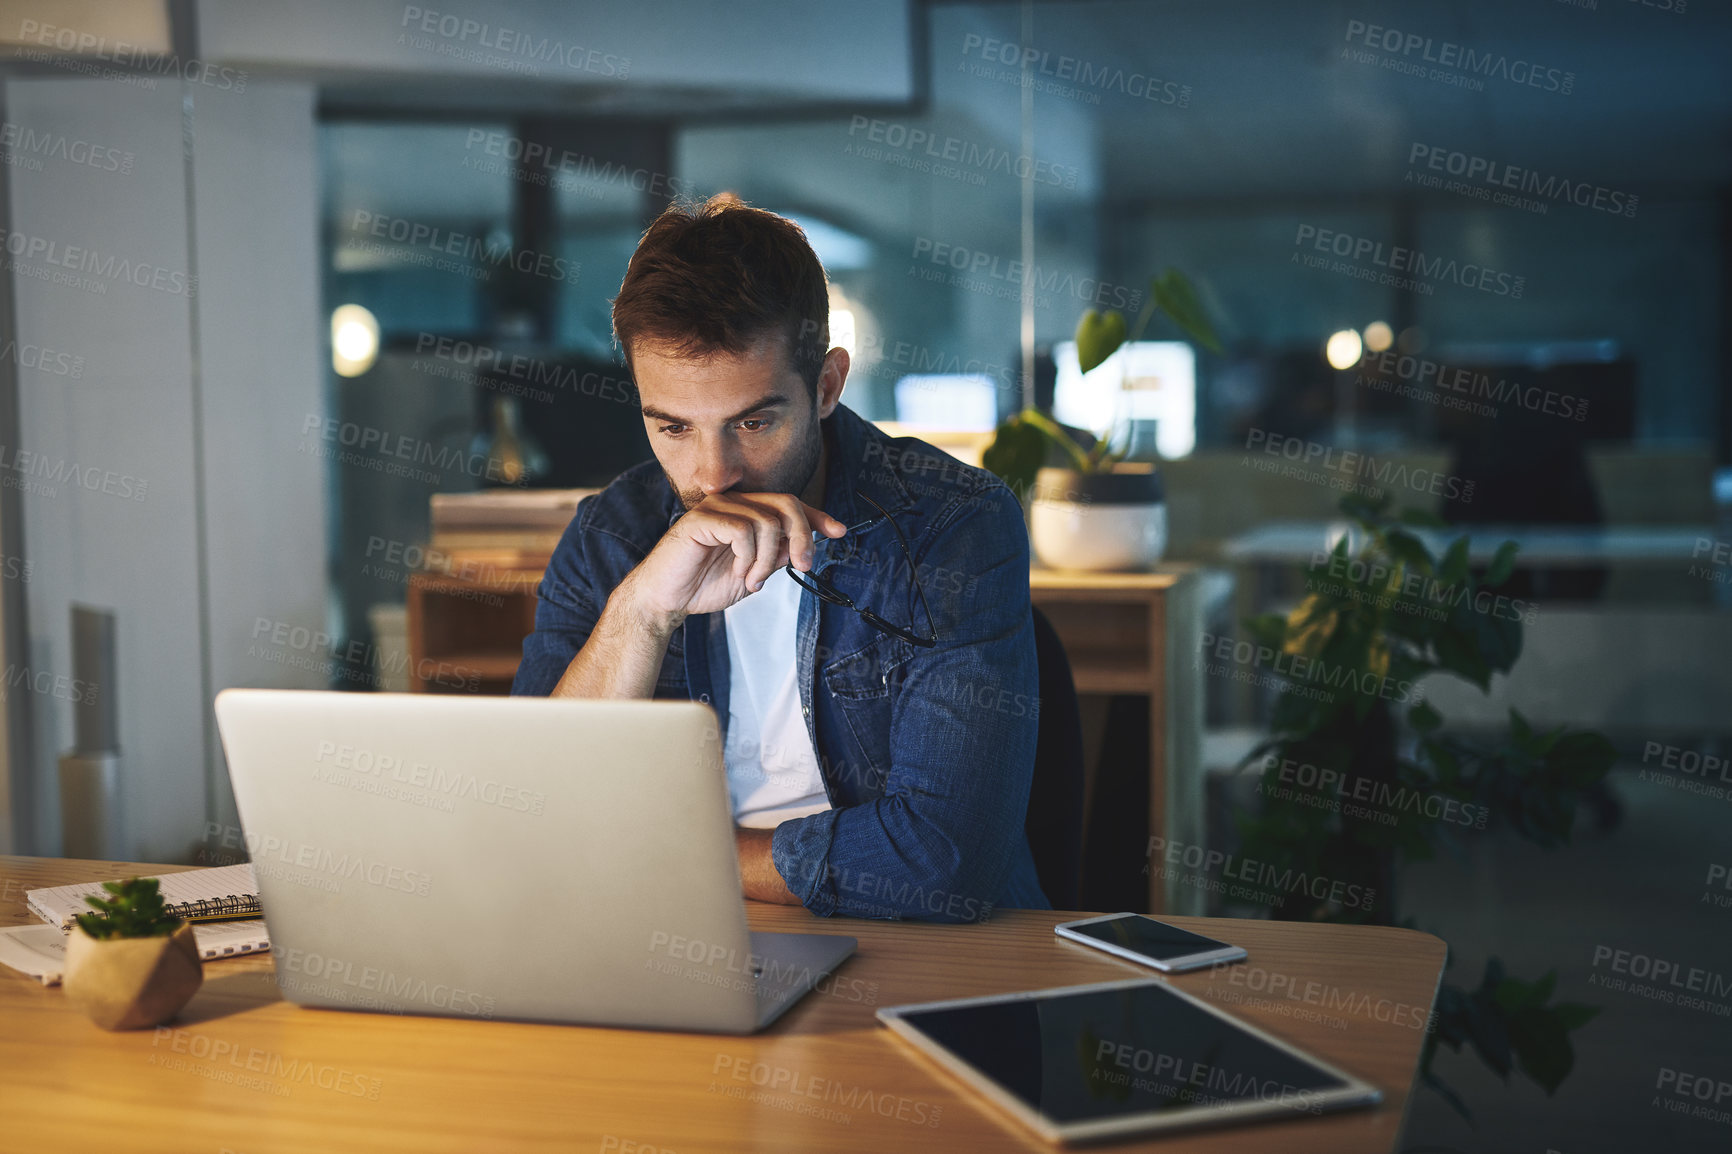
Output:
(1485, 540), (1520, 587)
(980, 416), (1047, 502)
(1148, 269), (1224, 354)
(1439, 537), (1471, 586)
(1075, 309), (1128, 373)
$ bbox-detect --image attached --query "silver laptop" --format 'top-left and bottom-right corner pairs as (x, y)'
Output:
(213, 689), (856, 1033)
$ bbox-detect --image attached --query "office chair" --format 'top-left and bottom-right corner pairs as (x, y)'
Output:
(1024, 605), (1085, 910)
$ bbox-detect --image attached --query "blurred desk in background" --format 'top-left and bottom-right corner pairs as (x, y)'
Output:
(1031, 566), (1204, 915)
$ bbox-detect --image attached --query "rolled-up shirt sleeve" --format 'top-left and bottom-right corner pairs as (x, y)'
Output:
(771, 483), (1038, 923)
(511, 503), (604, 697)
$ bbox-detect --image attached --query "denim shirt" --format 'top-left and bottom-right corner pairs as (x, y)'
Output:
(511, 402), (1050, 922)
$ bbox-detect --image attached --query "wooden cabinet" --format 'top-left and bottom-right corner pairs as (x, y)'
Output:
(406, 569), (543, 694)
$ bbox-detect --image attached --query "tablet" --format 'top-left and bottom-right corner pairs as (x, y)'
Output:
(876, 978), (1381, 1144)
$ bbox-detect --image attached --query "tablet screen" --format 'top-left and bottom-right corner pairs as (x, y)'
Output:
(896, 981), (1350, 1125)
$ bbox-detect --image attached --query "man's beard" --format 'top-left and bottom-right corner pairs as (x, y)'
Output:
(668, 418), (825, 512)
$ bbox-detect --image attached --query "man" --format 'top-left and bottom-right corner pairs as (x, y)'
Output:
(512, 194), (1047, 922)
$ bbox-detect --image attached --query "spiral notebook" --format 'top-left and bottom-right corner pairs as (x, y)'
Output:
(25, 863), (262, 931)
(0, 918), (271, 985)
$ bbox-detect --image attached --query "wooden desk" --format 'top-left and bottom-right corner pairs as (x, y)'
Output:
(1030, 566), (1204, 916)
(1, 856), (1443, 1154)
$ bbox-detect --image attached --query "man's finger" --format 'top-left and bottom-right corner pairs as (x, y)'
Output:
(745, 512), (785, 592)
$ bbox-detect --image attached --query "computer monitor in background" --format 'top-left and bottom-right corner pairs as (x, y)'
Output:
(892, 373), (1000, 431)
(1052, 340), (1197, 458)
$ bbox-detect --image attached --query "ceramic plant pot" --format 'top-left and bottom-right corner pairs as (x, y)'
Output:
(1029, 466), (1167, 572)
(63, 921), (203, 1030)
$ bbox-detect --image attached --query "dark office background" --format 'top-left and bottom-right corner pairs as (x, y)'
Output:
(4, 2), (1730, 1150)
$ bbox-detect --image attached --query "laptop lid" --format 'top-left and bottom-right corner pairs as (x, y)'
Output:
(213, 689), (762, 1033)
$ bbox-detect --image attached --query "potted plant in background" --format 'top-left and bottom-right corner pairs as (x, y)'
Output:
(1232, 493), (1613, 1117)
(983, 269), (1223, 571)
(63, 876), (203, 1030)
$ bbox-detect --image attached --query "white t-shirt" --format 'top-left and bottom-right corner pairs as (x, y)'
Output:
(722, 568), (831, 829)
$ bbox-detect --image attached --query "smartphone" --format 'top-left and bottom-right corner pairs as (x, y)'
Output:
(1054, 913), (1247, 973)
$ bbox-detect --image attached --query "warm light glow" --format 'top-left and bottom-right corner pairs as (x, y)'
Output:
(1325, 329), (1363, 370)
(331, 304), (379, 377)
(1363, 321), (1394, 353)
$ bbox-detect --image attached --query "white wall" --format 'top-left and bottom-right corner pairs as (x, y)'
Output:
(3, 76), (324, 860)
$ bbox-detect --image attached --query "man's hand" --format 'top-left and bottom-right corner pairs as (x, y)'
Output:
(551, 493), (845, 700)
(736, 826), (801, 905)
(622, 493), (847, 630)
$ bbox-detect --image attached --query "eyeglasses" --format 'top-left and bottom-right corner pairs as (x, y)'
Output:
(784, 489), (938, 649)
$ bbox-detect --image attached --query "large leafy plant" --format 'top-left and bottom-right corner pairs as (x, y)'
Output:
(1235, 492), (1611, 1117)
(983, 268), (1222, 501)
(73, 876), (184, 940)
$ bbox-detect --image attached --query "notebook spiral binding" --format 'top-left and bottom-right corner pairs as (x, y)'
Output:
(169, 894), (262, 922)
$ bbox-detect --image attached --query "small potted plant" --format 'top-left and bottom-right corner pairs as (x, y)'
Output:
(63, 876), (203, 1030)
(983, 269), (1222, 572)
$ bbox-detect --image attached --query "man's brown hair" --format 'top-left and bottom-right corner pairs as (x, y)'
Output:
(611, 194), (830, 397)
